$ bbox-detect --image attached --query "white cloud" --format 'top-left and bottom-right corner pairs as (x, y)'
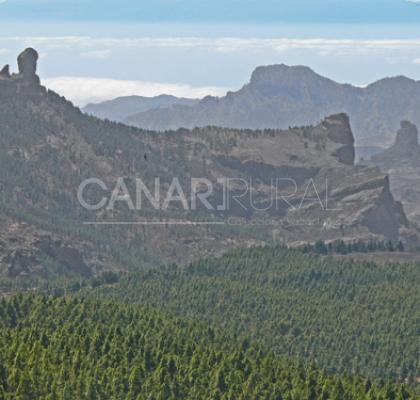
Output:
(414, 58), (420, 64)
(3, 36), (420, 56)
(80, 49), (113, 59)
(43, 76), (229, 106)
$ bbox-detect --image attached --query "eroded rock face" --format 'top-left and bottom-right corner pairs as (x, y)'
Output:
(16, 47), (39, 84)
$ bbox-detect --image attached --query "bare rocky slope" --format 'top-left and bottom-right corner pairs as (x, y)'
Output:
(123, 64), (420, 148)
(0, 48), (417, 278)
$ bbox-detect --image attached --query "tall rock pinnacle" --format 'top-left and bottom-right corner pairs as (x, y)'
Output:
(371, 120), (420, 167)
(17, 48), (40, 84)
(322, 113), (355, 166)
(394, 120), (419, 151)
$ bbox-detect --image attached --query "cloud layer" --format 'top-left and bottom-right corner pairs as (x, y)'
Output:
(43, 76), (229, 106)
(1, 33), (420, 103)
(5, 36), (420, 55)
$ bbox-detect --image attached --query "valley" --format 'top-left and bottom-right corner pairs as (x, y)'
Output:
(0, 40), (420, 399)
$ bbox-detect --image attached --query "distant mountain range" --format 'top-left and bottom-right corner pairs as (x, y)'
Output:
(83, 94), (199, 122)
(93, 64), (420, 147)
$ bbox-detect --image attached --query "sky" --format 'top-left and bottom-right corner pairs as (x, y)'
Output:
(0, 0), (420, 105)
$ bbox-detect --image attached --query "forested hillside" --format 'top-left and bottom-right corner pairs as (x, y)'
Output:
(0, 294), (417, 400)
(93, 246), (420, 384)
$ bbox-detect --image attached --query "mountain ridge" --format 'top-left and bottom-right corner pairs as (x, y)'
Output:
(83, 94), (199, 122)
(121, 64), (420, 147)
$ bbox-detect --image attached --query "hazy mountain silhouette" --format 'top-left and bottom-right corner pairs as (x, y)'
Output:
(122, 65), (420, 147)
(83, 94), (199, 122)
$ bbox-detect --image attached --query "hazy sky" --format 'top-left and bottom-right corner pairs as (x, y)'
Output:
(0, 1), (420, 105)
(0, 0), (420, 23)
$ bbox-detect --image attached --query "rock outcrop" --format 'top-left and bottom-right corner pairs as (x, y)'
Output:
(369, 121), (420, 224)
(16, 47), (40, 84)
(0, 48), (46, 103)
(395, 121), (419, 149)
(371, 121), (420, 167)
(322, 113), (355, 165)
(0, 48), (41, 85)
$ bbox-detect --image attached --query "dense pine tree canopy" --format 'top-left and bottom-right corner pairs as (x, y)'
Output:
(0, 294), (418, 400)
(91, 246), (420, 385)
